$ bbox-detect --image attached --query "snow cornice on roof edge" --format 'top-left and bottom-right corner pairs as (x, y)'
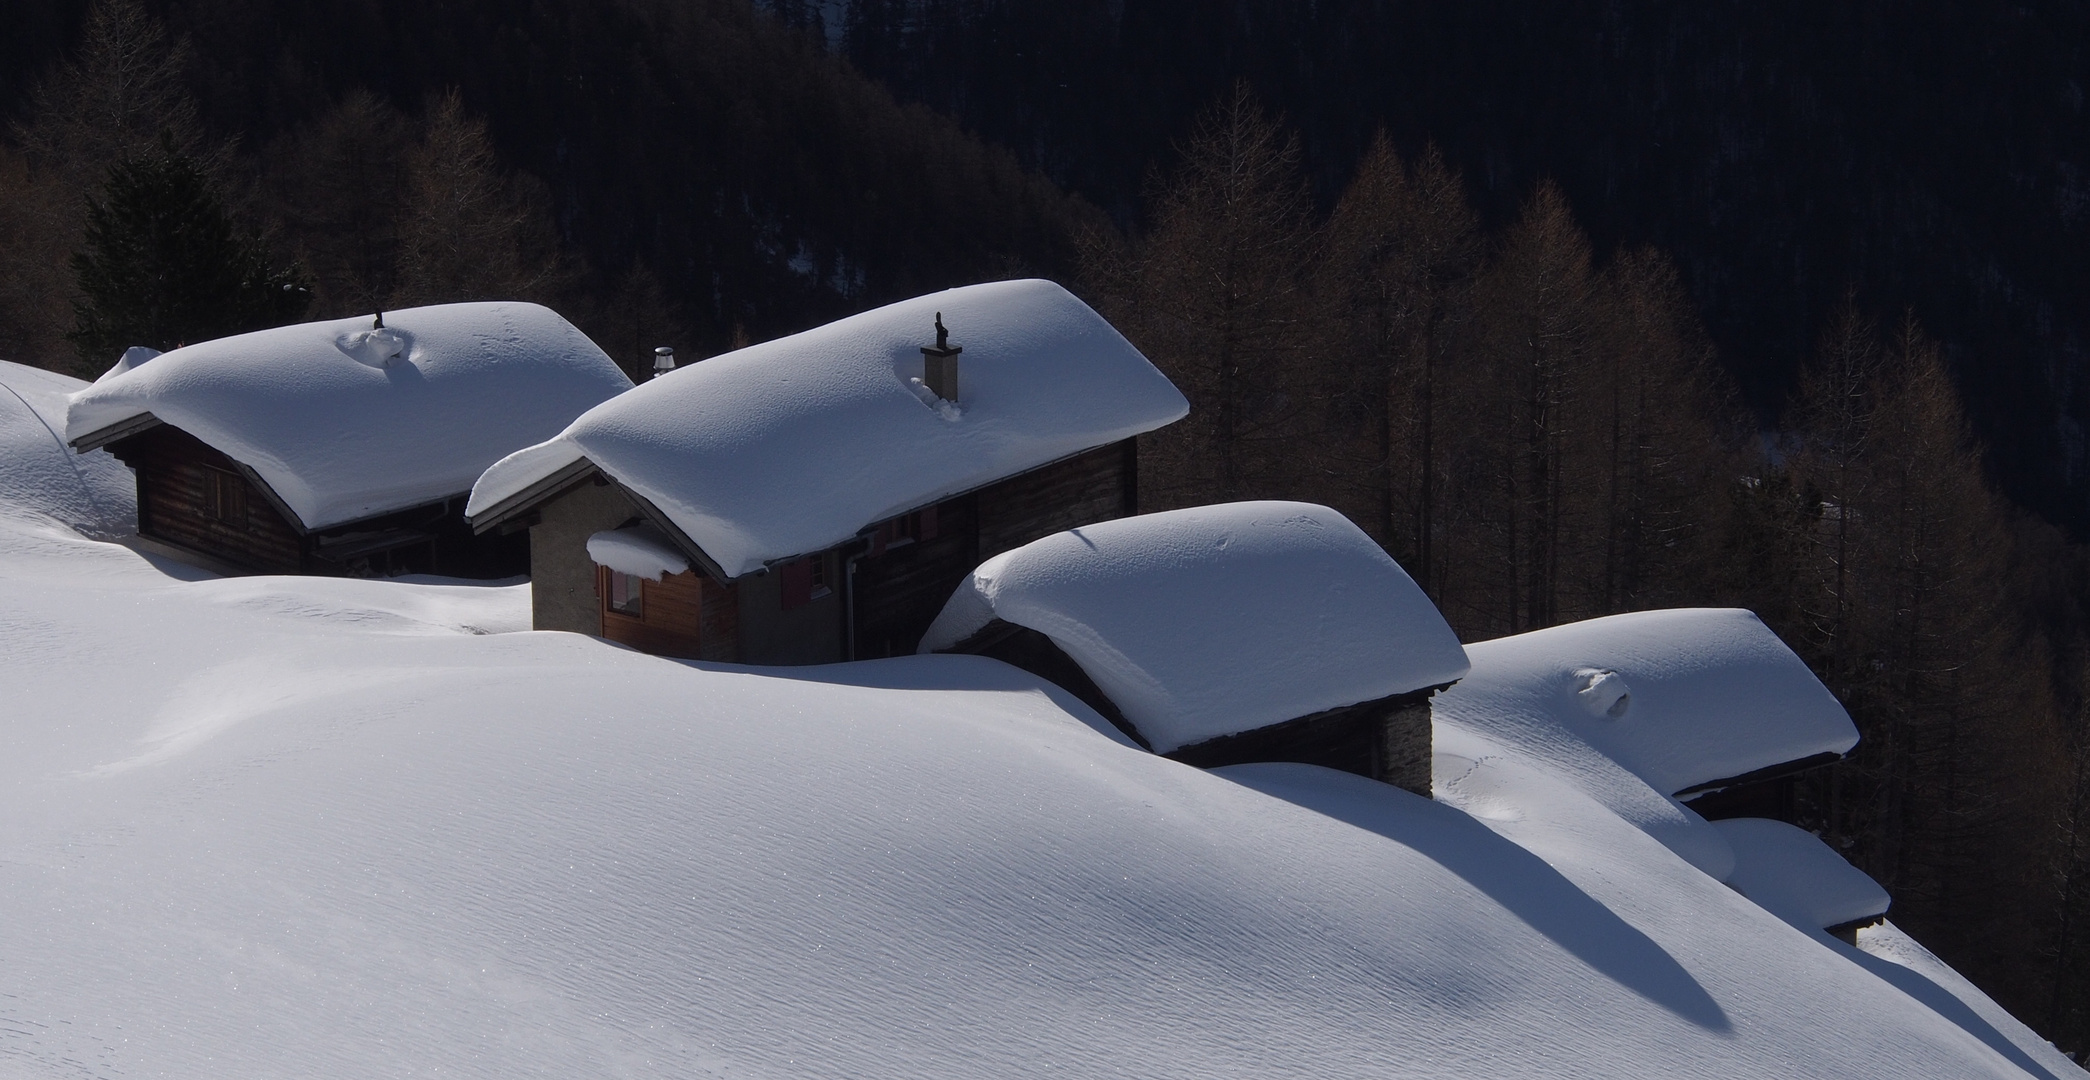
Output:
(467, 279), (1188, 579)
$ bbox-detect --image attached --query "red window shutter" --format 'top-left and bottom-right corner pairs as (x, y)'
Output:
(919, 504), (939, 541)
(781, 557), (814, 610)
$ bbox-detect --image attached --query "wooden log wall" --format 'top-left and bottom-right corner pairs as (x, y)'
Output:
(110, 426), (304, 573)
(975, 440), (1137, 559)
(850, 496), (981, 660)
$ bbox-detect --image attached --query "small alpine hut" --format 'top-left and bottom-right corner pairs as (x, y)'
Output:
(1435, 608), (1861, 822)
(66, 302), (634, 578)
(917, 501), (1472, 795)
(464, 278), (1190, 663)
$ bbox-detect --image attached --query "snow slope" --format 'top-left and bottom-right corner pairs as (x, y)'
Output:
(0, 359), (134, 539)
(468, 279), (1188, 577)
(66, 302), (633, 529)
(919, 501), (1470, 752)
(0, 362), (2079, 1079)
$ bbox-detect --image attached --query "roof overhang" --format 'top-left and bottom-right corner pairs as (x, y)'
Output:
(468, 455), (602, 534)
(69, 411), (164, 453)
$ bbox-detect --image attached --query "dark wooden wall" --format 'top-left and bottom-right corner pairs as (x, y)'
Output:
(850, 438), (1138, 660)
(851, 495), (981, 660)
(106, 424), (527, 579)
(110, 426), (305, 573)
(976, 439), (1137, 560)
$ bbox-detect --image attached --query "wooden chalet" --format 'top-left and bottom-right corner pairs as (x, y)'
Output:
(916, 502), (1472, 796)
(66, 302), (634, 578)
(465, 279), (1189, 664)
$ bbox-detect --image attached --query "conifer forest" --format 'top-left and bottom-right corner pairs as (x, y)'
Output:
(8, 0), (2090, 1055)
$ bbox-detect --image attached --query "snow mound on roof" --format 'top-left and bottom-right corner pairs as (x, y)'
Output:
(1440, 609), (1856, 797)
(0, 360), (136, 538)
(1715, 817), (1890, 931)
(918, 501), (1470, 752)
(67, 302), (634, 530)
(467, 279), (1188, 576)
(95, 345), (160, 382)
(587, 524), (689, 580)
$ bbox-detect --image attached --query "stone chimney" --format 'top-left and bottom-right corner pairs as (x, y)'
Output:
(921, 312), (961, 401)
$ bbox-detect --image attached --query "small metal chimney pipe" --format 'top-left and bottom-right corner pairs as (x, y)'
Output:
(920, 312), (961, 401)
(652, 346), (676, 379)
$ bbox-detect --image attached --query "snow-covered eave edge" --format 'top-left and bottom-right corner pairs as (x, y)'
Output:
(76, 411), (489, 535)
(473, 436), (1159, 586)
(68, 409), (164, 453)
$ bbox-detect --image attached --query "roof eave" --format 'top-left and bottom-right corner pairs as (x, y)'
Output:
(69, 411), (164, 453)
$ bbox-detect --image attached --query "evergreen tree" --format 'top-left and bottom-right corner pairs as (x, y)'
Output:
(68, 138), (309, 361)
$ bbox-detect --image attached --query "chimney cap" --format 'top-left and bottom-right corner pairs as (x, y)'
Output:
(652, 346), (676, 378)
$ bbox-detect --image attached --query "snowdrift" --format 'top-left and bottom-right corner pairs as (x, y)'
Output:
(0, 362), (2078, 1079)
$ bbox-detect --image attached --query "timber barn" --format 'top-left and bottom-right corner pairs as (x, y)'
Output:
(66, 302), (634, 578)
(916, 501), (1471, 795)
(466, 278), (1189, 664)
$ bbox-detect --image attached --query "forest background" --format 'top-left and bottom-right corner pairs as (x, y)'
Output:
(7, 0), (2090, 1058)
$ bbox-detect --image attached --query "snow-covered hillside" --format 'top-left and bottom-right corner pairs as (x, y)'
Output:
(0, 360), (2080, 1078)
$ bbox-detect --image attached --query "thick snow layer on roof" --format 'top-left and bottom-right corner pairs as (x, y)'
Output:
(0, 405), (2079, 1080)
(1715, 817), (1891, 930)
(467, 280), (1188, 577)
(95, 345), (160, 382)
(67, 302), (633, 530)
(587, 524), (689, 580)
(0, 360), (136, 539)
(918, 501), (1471, 752)
(1439, 609), (1857, 797)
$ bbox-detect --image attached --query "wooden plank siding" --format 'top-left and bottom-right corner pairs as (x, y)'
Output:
(104, 424), (527, 579)
(598, 566), (739, 662)
(112, 426), (305, 573)
(849, 439), (1138, 660)
(976, 440), (1137, 560)
(850, 496), (982, 660)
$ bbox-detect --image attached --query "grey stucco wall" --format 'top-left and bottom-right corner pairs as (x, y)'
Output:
(529, 480), (637, 635)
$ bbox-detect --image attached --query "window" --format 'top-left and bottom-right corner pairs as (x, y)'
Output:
(200, 466), (248, 527)
(781, 555), (832, 610)
(870, 505), (940, 556)
(606, 569), (643, 617)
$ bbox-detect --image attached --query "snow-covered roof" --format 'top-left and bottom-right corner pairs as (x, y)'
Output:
(918, 501), (1471, 753)
(1715, 816), (1891, 931)
(466, 280), (1189, 578)
(587, 524), (689, 581)
(1437, 608), (1857, 797)
(66, 302), (634, 530)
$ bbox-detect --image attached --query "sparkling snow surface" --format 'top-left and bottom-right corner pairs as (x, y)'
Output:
(918, 501), (1471, 752)
(1, 364), (2081, 1079)
(66, 302), (634, 530)
(587, 524), (691, 580)
(467, 279), (1189, 577)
